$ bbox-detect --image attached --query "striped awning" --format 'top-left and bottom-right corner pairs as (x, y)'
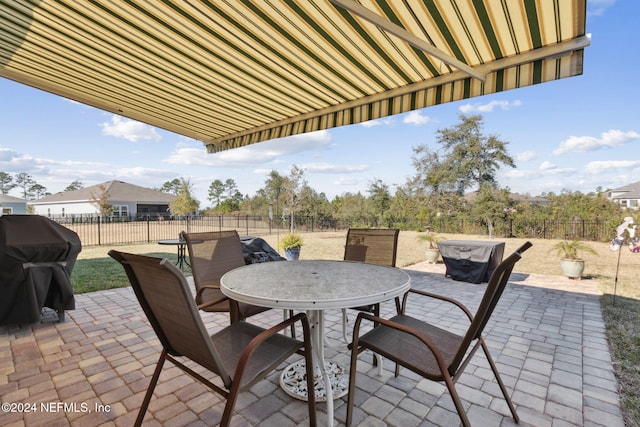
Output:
(0, 1), (588, 153)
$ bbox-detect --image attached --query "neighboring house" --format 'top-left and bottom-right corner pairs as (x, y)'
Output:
(30, 180), (176, 219)
(0, 194), (28, 215)
(608, 181), (640, 210)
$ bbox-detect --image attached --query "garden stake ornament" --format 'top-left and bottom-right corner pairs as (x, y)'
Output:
(609, 217), (638, 304)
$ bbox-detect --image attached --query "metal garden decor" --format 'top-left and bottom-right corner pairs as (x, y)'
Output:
(609, 217), (639, 303)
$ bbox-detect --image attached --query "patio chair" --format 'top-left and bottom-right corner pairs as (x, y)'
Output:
(109, 250), (317, 427)
(180, 230), (271, 324)
(346, 242), (532, 427)
(342, 228), (400, 340)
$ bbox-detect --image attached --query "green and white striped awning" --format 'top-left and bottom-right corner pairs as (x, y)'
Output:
(0, 1), (588, 153)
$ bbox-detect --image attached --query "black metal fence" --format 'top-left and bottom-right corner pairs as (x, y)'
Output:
(424, 217), (619, 242)
(50, 214), (620, 247)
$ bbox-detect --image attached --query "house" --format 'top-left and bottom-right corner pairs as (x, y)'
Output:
(30, 180), (176, 219)
(0, 194), (28, 215)
(608, 181), (640, 210)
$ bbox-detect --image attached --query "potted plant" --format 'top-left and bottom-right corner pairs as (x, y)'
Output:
(417, 232), (445, 264)
(280, 233), (304, 260)
(549, 240), (597, 279)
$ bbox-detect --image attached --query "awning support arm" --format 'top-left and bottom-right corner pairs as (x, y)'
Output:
(330, 0), (486, 82)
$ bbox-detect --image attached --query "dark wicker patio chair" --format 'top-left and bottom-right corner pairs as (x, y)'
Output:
(346, 242), (532, 427)
(342, 228), (400, 339)
(180, 230), (271, 324)
(109, 250), (316, 427)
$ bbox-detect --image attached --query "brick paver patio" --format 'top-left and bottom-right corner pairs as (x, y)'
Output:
(0, 261), (624, 426)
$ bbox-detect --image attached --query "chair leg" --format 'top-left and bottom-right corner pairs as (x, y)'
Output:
(371, 304), (380, 367)
(135, 350), (167, 427)
(346, 343), (361, 426)
(481, 340), (519, 422)
(442, 373), (472, 427)
(289, 309), (296, 338)
(221, 381), (241, 427)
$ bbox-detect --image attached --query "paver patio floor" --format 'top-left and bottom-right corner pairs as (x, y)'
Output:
(0, 261), (624, 426)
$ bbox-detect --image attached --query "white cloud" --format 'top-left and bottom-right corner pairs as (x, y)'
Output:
(403, 111), (431, 125)
(100, 115), (162, 142)
(553, 129), (640, 156)
(515, 150), (536, 162)
(584, 160), (640, 174)
(539, 161), (557, 171)
(165, 130), (332, 167)
(459, 100), (522, 113)
(0, 147), (22, 163)
(299, 163), (368, 174)
(588, 0), (616, 16)
(361, 118), (394, 128)
(333, 176), (360, 186)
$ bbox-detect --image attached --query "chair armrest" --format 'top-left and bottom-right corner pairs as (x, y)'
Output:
(197, 294), (230, 310)
(235, 313), (313, 374)
(401, 288), (474, 322)
(195, 285), (221, 305)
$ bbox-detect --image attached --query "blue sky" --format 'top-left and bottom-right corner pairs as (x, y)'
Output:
(1, 0), (639, 208)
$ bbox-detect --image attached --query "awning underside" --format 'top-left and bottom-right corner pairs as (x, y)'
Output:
(0, 1), (588, 153)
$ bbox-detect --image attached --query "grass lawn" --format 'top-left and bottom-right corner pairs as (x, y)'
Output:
(73, 231), (640, 425)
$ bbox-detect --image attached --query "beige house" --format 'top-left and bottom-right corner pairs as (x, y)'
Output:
(608, 181), (640, 211)
(30, 180), (176, 219)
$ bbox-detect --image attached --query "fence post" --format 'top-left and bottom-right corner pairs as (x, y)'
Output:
(147, 217), (150, 243)
(97, 216), (101, 246)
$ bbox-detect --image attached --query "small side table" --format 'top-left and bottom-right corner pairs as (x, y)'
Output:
(157, 239), (189, 271)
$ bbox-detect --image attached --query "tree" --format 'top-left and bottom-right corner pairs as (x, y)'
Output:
(258, 170), (286, 221)
(14, 172), (36, 199)
(159, 178), (182, 195)
(282, 165), (305, 232)
(91, 184), (114, 217)
(468, 184), (511, 238)
(0, 172), (15, 195)
(411, 114), (515, 197)
(207, 179), (243, 212)
(64, 179), (84, 191)
(208, 179), (226, 207)
(29, 183), (49, 199)
(367, 178), (391, 226)
(436, 114), (515, 192)
(170, 178), (200, 217)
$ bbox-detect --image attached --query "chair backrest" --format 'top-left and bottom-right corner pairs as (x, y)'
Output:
(343, 228), (399, 267)
(180, 230), (246, 294)
(451, 242), (532, 371)
(108, 250), (232, 387)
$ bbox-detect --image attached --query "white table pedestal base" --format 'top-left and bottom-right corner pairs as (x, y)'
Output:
(280, 360), (349, 402)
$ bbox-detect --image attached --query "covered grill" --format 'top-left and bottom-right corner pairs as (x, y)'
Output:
(0, 215), (81, 326)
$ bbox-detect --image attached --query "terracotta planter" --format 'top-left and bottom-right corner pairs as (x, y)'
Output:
(559, 259), (585, 279)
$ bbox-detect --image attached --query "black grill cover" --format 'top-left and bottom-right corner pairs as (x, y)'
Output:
(240, 236), (285, 264)
(0, 215), (81, 326)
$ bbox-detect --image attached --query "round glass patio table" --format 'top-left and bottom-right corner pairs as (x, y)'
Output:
(220, 259), (410, 427)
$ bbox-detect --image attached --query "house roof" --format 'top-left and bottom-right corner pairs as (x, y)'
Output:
(0, 1), (588, 153)
(30, 181), (175, 205)
(609, 181), (640, 199)
(0, 194), (27, 203)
